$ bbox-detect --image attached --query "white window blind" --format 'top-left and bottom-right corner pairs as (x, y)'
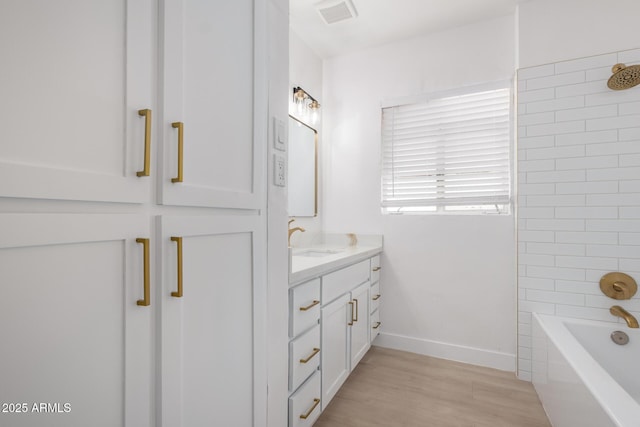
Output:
(381, 85), (511, 214)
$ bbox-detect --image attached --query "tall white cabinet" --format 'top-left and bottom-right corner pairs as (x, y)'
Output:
(159, 0), (266, 208)
(0, 0), (153, 203)
(0, 214), (153, 427)
(0, 1), (268, 427)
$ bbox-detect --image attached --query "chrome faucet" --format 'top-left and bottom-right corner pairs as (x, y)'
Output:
(610, 305), (639, 328)
(288, 219), (305, 247)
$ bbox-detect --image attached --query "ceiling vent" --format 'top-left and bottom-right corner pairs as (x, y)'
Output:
(316, 0), (358, 25)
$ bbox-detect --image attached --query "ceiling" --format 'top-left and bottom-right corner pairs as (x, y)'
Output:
(290, 0), (528, 58)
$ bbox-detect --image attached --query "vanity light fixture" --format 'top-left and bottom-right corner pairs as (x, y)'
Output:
(292, 86), (321, 124)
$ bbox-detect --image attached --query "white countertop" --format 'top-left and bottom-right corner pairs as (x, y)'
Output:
(289, 234), (383, 285)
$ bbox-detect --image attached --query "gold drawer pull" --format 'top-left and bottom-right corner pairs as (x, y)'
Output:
(353, 298), (359, 322)
(137, 109), (152, 177)
(372, 294), (381, 301)
(299, 348), (320, 364)
(171, 122), (184, 183)
(299, 300), (320, 311)
(170, 237), (183, 297)
(372, 266), (381, 272)
(136, 238), (150, 306)
(373, 321), (381, 329)
(299, 398), (320, 420)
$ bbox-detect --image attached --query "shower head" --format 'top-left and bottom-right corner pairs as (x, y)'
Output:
(607, 63), (640, 90)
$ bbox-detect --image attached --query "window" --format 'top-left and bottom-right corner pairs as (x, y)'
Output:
(381, 83), (512, 214)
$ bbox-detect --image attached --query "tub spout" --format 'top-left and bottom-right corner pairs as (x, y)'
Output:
(610, 305), (639, 328)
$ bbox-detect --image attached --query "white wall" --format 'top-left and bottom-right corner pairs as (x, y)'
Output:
(518, 0), (640, 69)
(288, 31), (323, 243)
(516, 0), (640, 381)
(322, 15), (518, 370)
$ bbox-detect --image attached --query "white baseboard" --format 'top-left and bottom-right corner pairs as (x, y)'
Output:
(374, 332), (516, 372)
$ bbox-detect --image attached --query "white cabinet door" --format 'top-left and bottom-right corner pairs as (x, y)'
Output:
(0, 0), (153, 203)
(350, 282), (370, 369)
(0, 214), (152, 427)
(320, 294), (351, 410)
(159, 0), (267, 209)
(159, 215), (266, 427)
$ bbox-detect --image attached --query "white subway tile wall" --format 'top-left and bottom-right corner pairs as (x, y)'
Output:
(517, 48), (640, 380)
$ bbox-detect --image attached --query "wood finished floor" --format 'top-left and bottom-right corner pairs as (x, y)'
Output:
(313, 346), (551, 427)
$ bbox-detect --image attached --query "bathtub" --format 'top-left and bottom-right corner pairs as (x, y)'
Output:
(532, 314), (640, 427)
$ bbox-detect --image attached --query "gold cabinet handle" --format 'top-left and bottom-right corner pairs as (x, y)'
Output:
(373, 322), (381, 329)
(136, 238), (150, 306)
(372, 294), (381, 301)
(170, 237), (183, 297)
(137, 109), (152, 177)
(353, 298), (359, 322)
(348, 301), (354, 326)
(171, 122), (184, 183)
(373, 266), (381, 272)
(299, 348), (320, 364)
(299, 300), (320, 311)
(299, 398), (320, 420)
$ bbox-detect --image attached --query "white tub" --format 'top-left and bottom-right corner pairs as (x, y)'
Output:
(532, 314), (640, 427)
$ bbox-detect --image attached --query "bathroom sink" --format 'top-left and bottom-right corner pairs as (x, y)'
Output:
(294, 249), (343, 257)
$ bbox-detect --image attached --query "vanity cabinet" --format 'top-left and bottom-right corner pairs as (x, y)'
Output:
(350, 282), (370, 368)
(321, 281), (370, 408)
(0, 1), (269, 426)
(288, 251), (382, 425)
(320, 294), (351, 408)
(288, 279), (323, 425)
(289, 371), (322, 427)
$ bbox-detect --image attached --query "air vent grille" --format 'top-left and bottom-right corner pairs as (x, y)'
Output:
(317, 0), (358, 25)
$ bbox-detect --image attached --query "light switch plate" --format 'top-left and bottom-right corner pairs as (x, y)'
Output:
(274, 117), (286, 151)
(274, 153), (286, 187)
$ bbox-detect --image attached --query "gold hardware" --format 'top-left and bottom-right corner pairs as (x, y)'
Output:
(288, 218), (306, 247)
(299, 348), (320, 364)
(170, 237), (183, 297)
(600, 272), (637, 300)
(137, 109), (152, 177)
(607, 63), (640, 90)
(353, 298), (358, 322)
(171, 122), (184, 183)
(299, 300), (320, 311)
(373, 266), (381, 272)
(136, 238), (150, 306)
(610, 305), (639, 328)
(373, 322), (381, 329)
(372, 294), (381, 301)
(299, 398), (320, 420)
(348, 301), (354, 326)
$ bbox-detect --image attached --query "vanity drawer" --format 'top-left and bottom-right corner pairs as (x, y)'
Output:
(371, 255), (381, 284)
(289, 324), (320, 392)
(289, 370), (322, 427)
(370, 309), (381, 342)
(322, 259), (370, 304)
(370, 281), (381, 314)
(290, 278), (321, 338)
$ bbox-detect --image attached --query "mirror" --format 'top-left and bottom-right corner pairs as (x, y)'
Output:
(288, 115), (317, 217)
